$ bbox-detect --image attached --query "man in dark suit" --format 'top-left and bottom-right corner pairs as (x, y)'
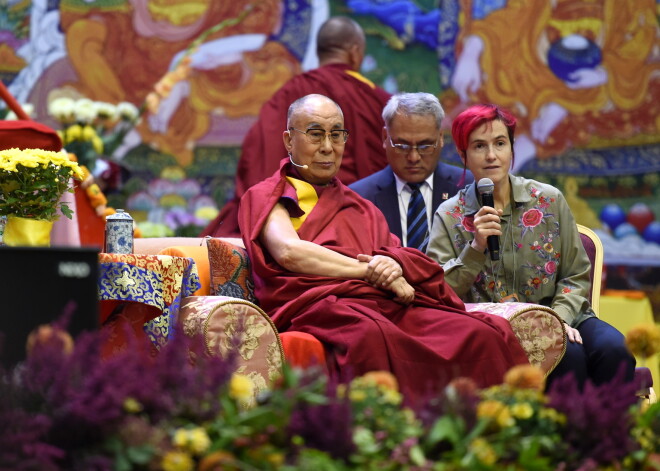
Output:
(350, 92), (472, 250)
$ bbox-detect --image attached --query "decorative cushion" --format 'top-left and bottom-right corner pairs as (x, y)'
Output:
(279, 331), (327, 371)
(207, 238), (257, 303)
(158, 246), (210, 296)
(465, 302), (567, 376)
(178, 296), (284, 394)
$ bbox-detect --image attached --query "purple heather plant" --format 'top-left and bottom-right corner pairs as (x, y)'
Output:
(546, 366), (639, 467)
(0, 322), (236, 470)
(287, 393), (356, 460)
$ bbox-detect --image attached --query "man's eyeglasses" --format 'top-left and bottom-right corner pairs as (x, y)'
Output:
(289, 127), (349, 145)
(388, 137), (438, 156)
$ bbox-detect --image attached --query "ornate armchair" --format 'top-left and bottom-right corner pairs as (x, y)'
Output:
(576, 224), (655, 403)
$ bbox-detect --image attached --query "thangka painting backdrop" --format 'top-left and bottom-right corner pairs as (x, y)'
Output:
(1, 0), (659, 269)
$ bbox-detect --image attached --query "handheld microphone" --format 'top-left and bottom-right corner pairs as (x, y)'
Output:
(477, 178), (500, 261)
(289, 154), (308, 170)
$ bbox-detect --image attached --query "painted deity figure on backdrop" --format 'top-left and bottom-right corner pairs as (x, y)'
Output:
(347, 0), (660, 170)
(6, 0), (322, 166)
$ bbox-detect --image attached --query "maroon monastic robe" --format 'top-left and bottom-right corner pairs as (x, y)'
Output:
(202, 63), (391, 237)
(239, 161), (529, 405)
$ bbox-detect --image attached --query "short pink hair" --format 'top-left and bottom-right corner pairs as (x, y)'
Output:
(452, 104), (517, 161)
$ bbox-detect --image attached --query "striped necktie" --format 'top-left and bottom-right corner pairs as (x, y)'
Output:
(407, 182), (429, 252)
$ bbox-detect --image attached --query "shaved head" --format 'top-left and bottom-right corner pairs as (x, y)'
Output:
(287, 94), (344, 128)
(316, 16), (365, 60)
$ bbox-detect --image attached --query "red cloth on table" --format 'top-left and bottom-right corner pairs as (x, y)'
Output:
(201, 63), (391, 238)
(239, 161), (529, 405)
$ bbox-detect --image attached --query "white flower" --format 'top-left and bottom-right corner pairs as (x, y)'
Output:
(5, 103), (34, 120)
(117, 101), (140, 122)
(74, 98), (97, 124)
(95, 101), (118, 121)
(48, 97), (76, 122)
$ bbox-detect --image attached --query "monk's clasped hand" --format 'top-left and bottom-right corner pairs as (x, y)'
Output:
(390, 277), (415, 304)
(357, 254), (403, 288)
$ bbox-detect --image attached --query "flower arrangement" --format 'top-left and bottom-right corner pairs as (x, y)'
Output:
(0, 147), (83, 221)
(48, 97), (140, 174)
(1, 321), (659, 471)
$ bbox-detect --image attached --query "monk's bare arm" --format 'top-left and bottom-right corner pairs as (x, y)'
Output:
(260, 203), (370, 278)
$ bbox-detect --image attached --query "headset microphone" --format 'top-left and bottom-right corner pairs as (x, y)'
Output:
(289, 154), (309, 170)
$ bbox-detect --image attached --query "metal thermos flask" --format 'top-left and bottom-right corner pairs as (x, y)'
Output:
(104, 209), (134, 254)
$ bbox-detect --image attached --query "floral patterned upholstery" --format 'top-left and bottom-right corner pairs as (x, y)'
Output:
(465, 302), (567, 376)
(207, 238), (257, 303)
(179, 296), (284, 394)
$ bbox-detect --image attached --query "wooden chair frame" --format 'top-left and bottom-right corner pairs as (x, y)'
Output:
(576, 224), (604, 315)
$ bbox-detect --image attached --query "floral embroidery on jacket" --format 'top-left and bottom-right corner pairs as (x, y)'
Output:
(433, 176), (594, 325)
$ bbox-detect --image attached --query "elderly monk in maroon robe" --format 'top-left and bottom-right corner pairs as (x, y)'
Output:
(203, 16), (390, 238)
(239, 94), (529, 406)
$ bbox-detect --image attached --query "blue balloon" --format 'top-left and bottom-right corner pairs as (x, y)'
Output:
(613, 222), (638, 239)
(642, 221), (660, 244)
(600, 204), (627, 231)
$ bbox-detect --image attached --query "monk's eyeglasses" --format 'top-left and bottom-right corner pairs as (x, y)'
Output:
(289, 127), (349, 145)
(388, 137), (438, 156)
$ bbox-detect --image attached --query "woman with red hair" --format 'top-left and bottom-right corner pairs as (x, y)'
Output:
(427, 103), (635, 390)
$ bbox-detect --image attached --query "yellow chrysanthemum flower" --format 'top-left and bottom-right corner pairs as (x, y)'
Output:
(539, 407), (567, 424)
(348, 389), (367, 402)
(82, 125), (97, 141)
(66, 124), (83, 141)
(363, 370), (400, 391)
(477, 399), (505, 420)
(172, 429), (189, 448)
(188, 428), (211, 455)
(161, 450), (195, 471)
(172, 427), (210, 455)
(122, 397), (143, 414)
(477, 399), (514, 428)
(626, 324), (660, 359)
(510, 402), (534, 420)
(469, 438), (497, 465)
(92, 135), (104, 154)
(229, 373), (255, 403)
(381, 388), (403, 406)
(0, 148), (83, 220)
(267, 452), (285, 467)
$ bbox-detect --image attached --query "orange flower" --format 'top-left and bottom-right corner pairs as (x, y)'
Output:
(197, 451), (239, 471)
(446, 377), (478, 398)
(503, 364), (545, 391)
(361, 370), (399, 391)
(26, 324), (74, 356)
(626, 324), (660, 359)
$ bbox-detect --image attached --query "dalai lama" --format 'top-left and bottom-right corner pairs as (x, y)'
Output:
(202, 16), (390, 238)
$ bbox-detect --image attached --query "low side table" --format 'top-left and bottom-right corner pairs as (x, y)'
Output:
(98, 253), (201, 354)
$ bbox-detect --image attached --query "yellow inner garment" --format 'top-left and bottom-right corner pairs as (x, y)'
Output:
(285, 176), (318, 230)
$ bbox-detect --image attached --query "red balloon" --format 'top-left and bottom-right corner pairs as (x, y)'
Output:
(626, 203), (655, 233)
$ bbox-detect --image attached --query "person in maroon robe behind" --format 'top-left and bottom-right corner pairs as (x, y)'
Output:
(239, 94), (529, 406)
(202, 16), (390, 238)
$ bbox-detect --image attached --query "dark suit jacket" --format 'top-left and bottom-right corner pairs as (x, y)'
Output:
(349, 163), (473, 240)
